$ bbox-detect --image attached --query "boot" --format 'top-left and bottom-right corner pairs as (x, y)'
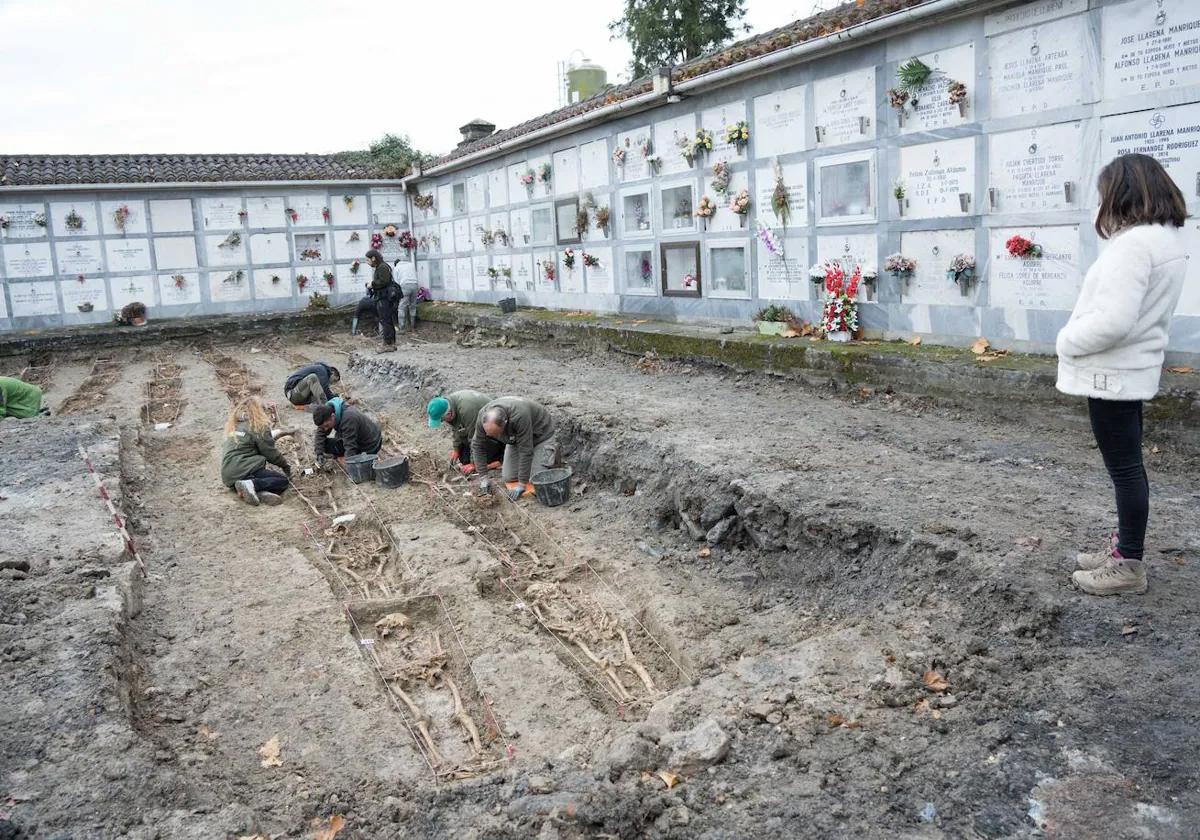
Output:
(350, 316), (359, 336)
(259, 492), (283, 506)
(1076, 533), (1118, 571)
(235, 479), (260, 506)
(1072, 557), (1147, 596)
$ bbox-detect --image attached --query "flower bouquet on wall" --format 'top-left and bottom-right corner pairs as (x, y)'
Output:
(541, 259), (557, 284)
(677, 134), (696, 167)
(711, 161), (731, 195)
(323, 270), (336, 289)
(562, 248), (576, 272)
(696, 195), (716, 229)
(946, 254), (976, 297)
(65, 209), (85, 231)
(1005, 234), (1042, 259)
(724, 121), (750, 154)
(819, 261), (861, 342)
(884, 253), (917, 290)
(693, 128), (714, 161)
(729, 189), (751, 226)
(398, 230), (418, 251)
(582, 252), (601, 269)
(595, 206), (611, 237)
(413, 192), (435, 213)
(113, 204), (132, 233)
(537, 163), (553, 194)
(612, 147), (627, 171)
(521, 168), (536, 197)
(0, 214), (9, 232)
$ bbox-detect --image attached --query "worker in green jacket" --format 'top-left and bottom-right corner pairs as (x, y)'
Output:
(472, 396), (559, 501)
(312, 397), (382, 464)
(0, 376), (48, 419)
(426, 390), (502, 474)
(220, 396), (293, 506)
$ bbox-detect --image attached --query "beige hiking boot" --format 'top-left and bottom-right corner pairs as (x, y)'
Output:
(1072, 559), (1147, 596)
(1076, 533), (1118, 571)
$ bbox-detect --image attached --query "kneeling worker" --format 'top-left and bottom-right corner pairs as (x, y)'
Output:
(284, 361), (340, 407)
(1, 376), (49, 419)
(313, 397), (382, 465)
(426, 390), (502, 474)
(472, 397), (558, 501)
(221, 396), (293, 506)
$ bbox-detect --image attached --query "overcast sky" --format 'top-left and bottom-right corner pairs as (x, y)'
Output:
(0, 0), (840, 157)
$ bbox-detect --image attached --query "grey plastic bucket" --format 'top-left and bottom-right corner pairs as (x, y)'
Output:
(498, 297), (517, 314)
(374, 456), (410, 488)
(343, 452), (377, 483)
(531, 467), (572, 507)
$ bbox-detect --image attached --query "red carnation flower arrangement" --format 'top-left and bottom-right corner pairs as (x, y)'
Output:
(1005, 235), (1042, 259)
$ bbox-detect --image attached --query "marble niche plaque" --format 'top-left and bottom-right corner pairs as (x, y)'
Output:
(453, 219), (472, 253)
(506, 162), (530, 203)
(55, 240), (105, 275)
(614, 127), (652, 182)
(456, 258), (473, 293)
(754, 161), (807, 229)
(898, 229), (974, 306)
(439, 221), (456, 254)
(471, 256), (492, 292)
(331, 194), (368, 227)
(442, 258), (458, 292)
(817, 233), (878, 301)
(159, 272), (202, 306)
(1102, 102), (1200, 207)
(989, 225), (1082, 310)
(110, 275), (156, 310)
(51, 201), (98, 238)
(491, 255), (513, 291)
(700, 100), (748, 166)
(899, 137), (976, 219)
(0, 289), (7, 319)
(153, 237), (198, 271)
(60, 276), (109, 312)
(3, 242), (53, 278)
(1178, 217), (1200, 315)
(286, 194), (326, 227)
(466, 176), (487, 215)
(1103, 0), (1200, 100)
(205, 232), (247, 267)
(710, 172), (749, 234)
(0, 203), (46, 240)
(201, 196), (244, 230)
(489, 212), (510, 249)
(988, 122), (1084, 212)
(208, 269), (251, 303)
(100, 200), (148, 236)
(469, 216), (487, 253)
(584, 246), (614, 294)
(512, 253), (535, 293)
(900, 43), (974, 134)
(753, 85), (806, 158)
(988, 15), (1087, 119)
(252, 268), (291, 301)
(509, 208), (532, 247)
(814, 68), (876, 148)
(8, 282), (60, 317)
(332, 229), (366, 262)
(653, 114), (698, 177)
(245, 196), (285, 229)
(554, 147), (581, 196)
(488, 168), (508, 208)
(756, 235), (809, 301)
(533, 251), (557, 291)
(252, 232), (291, 264)
(150, 199), (195, 233)
(558, 251), (584, 294)
(437, 184), (455, 218)
(104, 238), (152, 273)
(579, 139), (609, 190)
(985, 0), (1087, 36)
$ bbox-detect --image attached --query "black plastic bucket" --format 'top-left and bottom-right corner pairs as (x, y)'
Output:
(531, 467), (572, 507)
(498, 297), (517, 314)
(343, 452), (377, 483)
(374, 456), (410, 488)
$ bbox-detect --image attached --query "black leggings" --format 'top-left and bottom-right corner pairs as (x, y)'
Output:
(1088, 398), (1147, 560)
(248, 466), (289, 495)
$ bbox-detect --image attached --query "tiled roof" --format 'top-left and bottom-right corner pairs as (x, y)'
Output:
(0, 154), (394, 187)
(428, 0), (929, 169)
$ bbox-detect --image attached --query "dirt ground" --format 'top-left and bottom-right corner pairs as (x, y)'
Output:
(1, 320), (1197, 839)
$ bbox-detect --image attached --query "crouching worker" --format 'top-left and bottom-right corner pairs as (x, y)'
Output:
(472, 397), (558, 501)
(284, 361), (340, 408)
(427, 390), (502, 474)
(1, 376), (49, 419)
(313, 397), (382, 466)
(221, 396), (292, 506)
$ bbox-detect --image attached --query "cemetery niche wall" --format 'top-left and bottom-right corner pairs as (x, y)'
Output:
(411, 0), (1200, 357)
(0, 157), (406, 329)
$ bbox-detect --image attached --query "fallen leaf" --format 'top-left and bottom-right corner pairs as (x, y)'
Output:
(1121, 625), (1139, 636)
(913, 698), (930, 715)
(825, 712), (845, 727)
(1165, 366), (1195, 374)
(697, 547), (711, 558)
(312, 815), (345, 840)
(198, 725), (220, 741)
(655, 769), (680, 789)
(907, 335), (922, 346)
(970, 337), (991, 355)
(1150, 445), (1161, 455)
(921, 670), (950, 693)
(259, 735), (283, 767)
(1172, 556), (1186, 566)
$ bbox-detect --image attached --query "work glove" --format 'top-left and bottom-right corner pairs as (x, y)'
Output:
(449, 451), (461, 468)
(506, 483), (526, 502)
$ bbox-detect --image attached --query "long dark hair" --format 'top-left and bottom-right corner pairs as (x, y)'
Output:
(1095, 153), (1187, 239)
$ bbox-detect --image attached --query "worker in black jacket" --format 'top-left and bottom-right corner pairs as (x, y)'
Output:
(354, 249), (400, 353)
(284, 361), (340, 407)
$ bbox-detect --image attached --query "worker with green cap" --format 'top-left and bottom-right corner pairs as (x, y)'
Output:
(0, 376), (49, 419)
(427, 390), (501, 475)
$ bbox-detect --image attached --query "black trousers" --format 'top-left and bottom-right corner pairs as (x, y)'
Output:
(378, 290), (399, 346)
(355, 295), (378, 327)
(456, 439), (503, 464)
(249, 466), (289, 495)
(323, 437), (382, 458)
(1088, 398), (1148, 560)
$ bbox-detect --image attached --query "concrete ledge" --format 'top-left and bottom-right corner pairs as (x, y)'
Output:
(416, 301), (1200, 426)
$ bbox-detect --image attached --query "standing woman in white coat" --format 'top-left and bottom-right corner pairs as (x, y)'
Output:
(1057, 153), (1189, 596)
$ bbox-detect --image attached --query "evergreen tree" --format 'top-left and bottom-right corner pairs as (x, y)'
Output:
(610, 0), (750, 78)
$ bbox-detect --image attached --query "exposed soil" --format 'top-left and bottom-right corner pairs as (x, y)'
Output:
(1, 322), (1198, 839)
